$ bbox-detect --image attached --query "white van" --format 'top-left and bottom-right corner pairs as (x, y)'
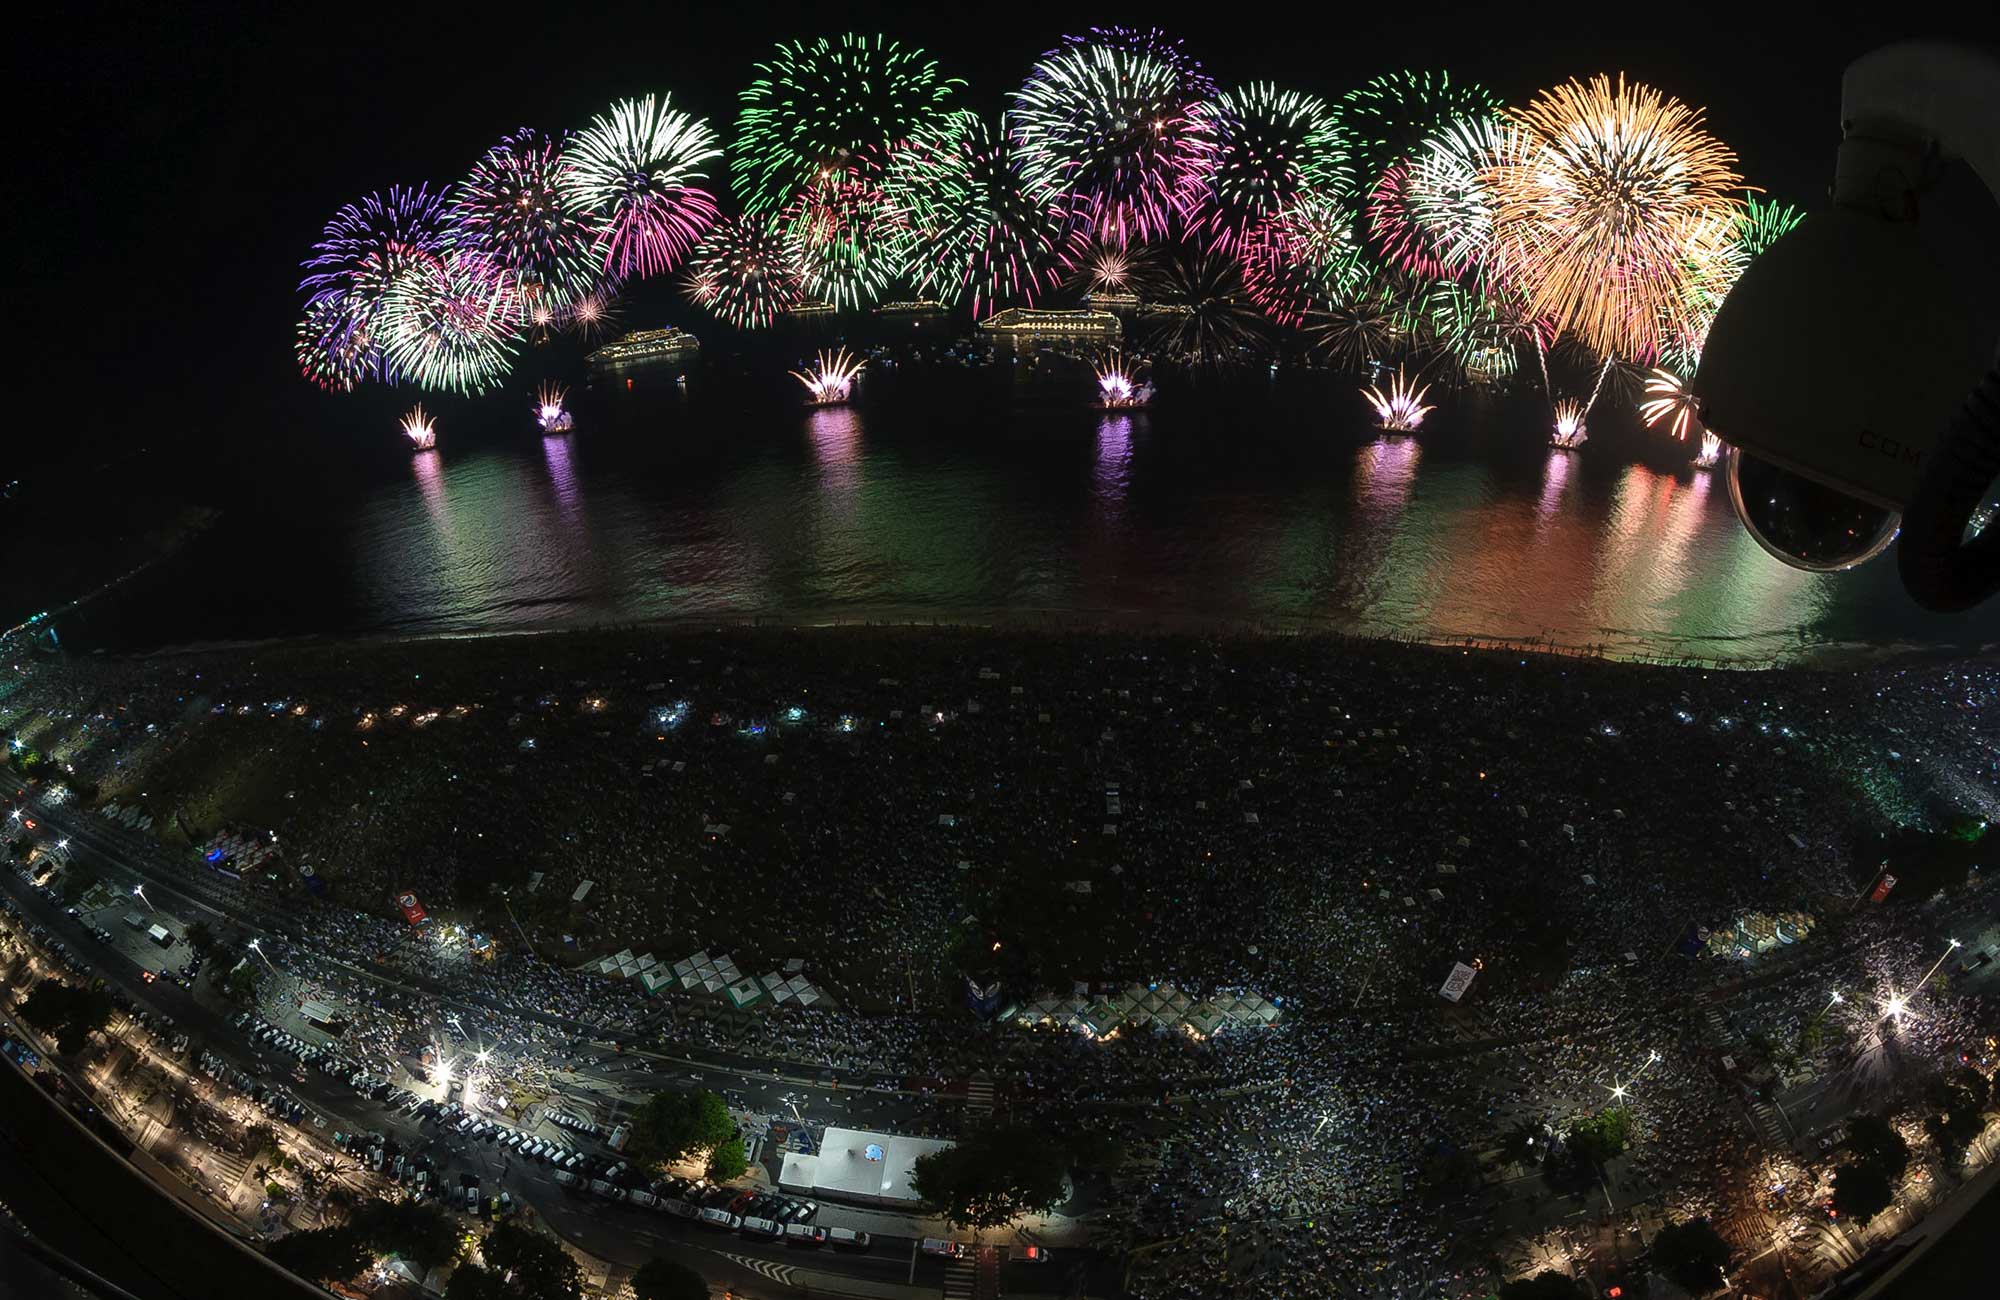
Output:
(921, 1238), (965, 1258)
(699, 1207), (741, 1231)
(741, 1216), (782, 1239)
(783, 1224), (827, 1247)
(827, 1227), (872, 1252)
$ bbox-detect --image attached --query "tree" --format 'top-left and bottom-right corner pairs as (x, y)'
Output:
(1566, 1107), (1633, 1165)
(16, 979), (115, 1054)
(267, 1225), (370, 1284)
(1650, 1218), (1732, 1294)
(184, 921), (218, 956)
(630, 1257), (709, 1300)
(1921, 1072), (1988, 1165)
(1831, 1161), (1895, 1225)
(1843, 1112), (1910, 1180)
(351, 1198), (461, 1272)
(476, 1221), (581, 1300)
(910, 1122), (1069, 1232)
(222, 955), (265, 1005)
(706, 1139), (748, 1183)
(1499, 1272), (1587, 1300)
(445, 1262), (508, 1300)
(625, 1089), (736, 1170)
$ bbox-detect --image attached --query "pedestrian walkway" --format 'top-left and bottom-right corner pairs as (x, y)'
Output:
(941, 1254), (976, 1300)
(1747, 1099), (1788, 1147)
(965, 1075), (995, 1118)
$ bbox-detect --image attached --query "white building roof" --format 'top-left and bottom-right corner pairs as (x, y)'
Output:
(805, 1127), (956, 1207)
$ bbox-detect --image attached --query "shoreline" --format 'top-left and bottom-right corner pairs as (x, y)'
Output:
(108, 606), (1998, 675)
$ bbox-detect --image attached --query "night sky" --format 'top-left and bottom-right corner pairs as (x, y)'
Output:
(16, 2), (1995, 477)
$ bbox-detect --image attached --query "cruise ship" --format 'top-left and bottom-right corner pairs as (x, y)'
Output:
(585, 327), (701, 374)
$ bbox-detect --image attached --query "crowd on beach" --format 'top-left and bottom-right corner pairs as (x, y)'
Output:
(5, 630), (1998, 1293)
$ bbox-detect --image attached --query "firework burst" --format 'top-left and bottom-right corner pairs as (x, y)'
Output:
(688, 214), (806, 328)
(298, 185), (451, 387)
(1144, 251), (1263, 366)
(1485, 74), (1744, 361)
(1094, 353), (1154, 407)
(563, 95), (722, 281)
(1337, 70), (1504, 199)
(884, 110), (1076, 317)
(1362, 366), (1435, 432)
(1072, 240), (1154, 297)
(377, 249), (522, 394)
(401, 403), (437, 450)
(781, 164), (909, 310)
(1695, 431), (1723, 468)
(294, 294), (381, 392)
(790, 347), (866, 404)
(534, 382), (573, 433)
(451, 128), (605, 314)
(1549, 398), (1589, 449)
(733, 34), (963, 216)
(1009, 42), (1214, 247)
(1049, 26), (1217, 98)
(1639, 367), (1703, 441)
(1236, 191), (1371, 329)
(1193, 82), (1348, 253)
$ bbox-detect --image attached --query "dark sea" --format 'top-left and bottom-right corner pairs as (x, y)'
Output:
(48, 347), (2000, 666)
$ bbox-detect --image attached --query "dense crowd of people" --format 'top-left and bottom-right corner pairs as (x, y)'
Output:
(5, 630), (1997, 1294)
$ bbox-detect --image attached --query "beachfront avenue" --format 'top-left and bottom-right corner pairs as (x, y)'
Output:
(3, 630), (1999, 1299)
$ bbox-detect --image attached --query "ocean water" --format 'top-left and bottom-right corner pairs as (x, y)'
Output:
(66, 361), (2000, 665)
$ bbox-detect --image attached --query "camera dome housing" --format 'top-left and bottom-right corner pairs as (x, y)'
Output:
(1694, 208), (1989, 572)
(1724, 443), (1902, 571)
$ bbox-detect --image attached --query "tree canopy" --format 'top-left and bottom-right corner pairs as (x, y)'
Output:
(1498, 1271), (1587, 1300)
(1566, 1107), (1633, 1165)
(1831, 1160), (1895, 1225)
(630, 1257), (709, 1300)
(267, 1226), (370, 1285)
(910, 1122), (1069, 1231)
(350, 1199), (461, 1272)
(706, 1138), (748, 1183)
(474, 1221), (581, 1300)
(1650, 1218), (1732, 1294)
(1843, 1112), (1910, 1180)
(17, 979), (115, 1054)
(626, 1089), (737, 1170)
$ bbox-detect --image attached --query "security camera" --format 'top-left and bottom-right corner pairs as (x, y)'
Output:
(1696, 206), (1988, 571)
(1690, 41), (2000, 610)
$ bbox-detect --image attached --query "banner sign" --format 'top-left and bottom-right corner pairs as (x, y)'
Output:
(397, 892), (427, 924)
(1439, 961), (1479, 1003)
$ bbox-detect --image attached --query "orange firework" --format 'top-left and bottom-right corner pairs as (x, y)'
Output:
(1485, 75), (1743, 362)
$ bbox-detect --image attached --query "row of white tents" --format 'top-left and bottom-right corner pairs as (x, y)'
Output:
(594, 948), (827, 1010)
(1016, 982), (1281, 1039)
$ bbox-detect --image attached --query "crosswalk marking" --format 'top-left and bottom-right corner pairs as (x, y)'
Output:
(943, 1257), (976, 1300)
(965, 1075), (995, 1117)
(717, 1250), (796, 1288)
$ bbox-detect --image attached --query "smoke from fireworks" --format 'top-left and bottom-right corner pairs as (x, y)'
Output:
(452, 128), (605, 314)
(885, 110), (1075, 316)
(688, 214), (807, 328)
(791, 348), (866, 404)
(1010, 42), (1214, 246)
(1194, 82), (1347, 254)
(534, 382), (573, 433)
(733, 34), (963, 216)
(401, 403), (437, 450)
(1486, 74), (1744, 362)
(1362, 366), (1435, 431)
(563, 95), (722, 281)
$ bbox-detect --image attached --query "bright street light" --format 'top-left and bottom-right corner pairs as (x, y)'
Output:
(1886, 995), (1908, 1018)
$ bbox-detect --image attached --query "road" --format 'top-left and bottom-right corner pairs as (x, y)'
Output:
(4, 798), (1114, 1298)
